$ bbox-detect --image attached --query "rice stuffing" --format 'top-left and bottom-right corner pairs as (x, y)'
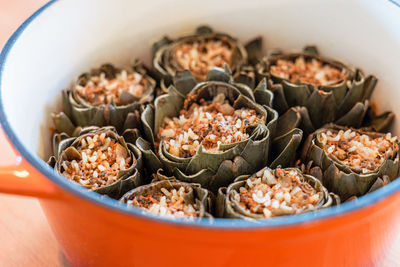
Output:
(234, 168), (322, 218)
(61, 133), (133, 189)
(270, 56), (346, 86)
(76, 69), (148, 106)
(158, 93), (264, 158)
(317, 129), (398, 174)
(126, 186), (197, 219)
(173, 37), (234, 80)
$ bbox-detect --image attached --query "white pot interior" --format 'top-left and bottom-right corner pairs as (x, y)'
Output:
(1, 0), (399, 161)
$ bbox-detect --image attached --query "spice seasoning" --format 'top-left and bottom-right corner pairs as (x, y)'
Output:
(127, 186), (197, 219)
(158, 93), (264, 157)
(76, 70), (148, 106)
(233, 168), (322, 218)
(270, 57), (345, 86)
(61, 132), (133, 189)
(318, 129), (398, 174)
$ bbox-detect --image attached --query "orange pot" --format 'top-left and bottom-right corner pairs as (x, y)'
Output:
(1, 0), (400, 266)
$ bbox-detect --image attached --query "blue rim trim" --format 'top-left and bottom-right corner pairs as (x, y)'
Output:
(1, 0), (400, 229)
(390, 0), (400, 7)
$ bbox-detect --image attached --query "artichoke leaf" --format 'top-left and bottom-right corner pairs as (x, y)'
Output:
(304, 90), (336, 128)
(270, 128), (303, 168)
(335, 101), (368, 128)
(244, 36), (263, 66)
(253, 78), (273, 107)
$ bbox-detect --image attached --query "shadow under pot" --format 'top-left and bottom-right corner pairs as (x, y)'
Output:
(301, 124), (400, 200)
(48, 126), (144, 199)
(120, 180), (213, 220)
(52, 61), (156, 136)
(216, 166), (339, 220)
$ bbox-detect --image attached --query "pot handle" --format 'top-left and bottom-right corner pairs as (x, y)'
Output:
(0, 127), (56, 197)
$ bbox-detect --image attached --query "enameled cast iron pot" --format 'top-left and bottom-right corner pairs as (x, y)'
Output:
(0, 0), (400, 266)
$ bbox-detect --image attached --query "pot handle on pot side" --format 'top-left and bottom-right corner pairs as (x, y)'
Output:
(0, 128), (57, 198)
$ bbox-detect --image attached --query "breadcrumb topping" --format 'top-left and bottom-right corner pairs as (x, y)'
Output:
(270, 56), (345, 86)
(61, 132), (133, 189)
(318, 129), (398, 174)
(76, 70), (148, 106)
(234, 168), (321, 218)
(158, 93), (264, 158)
(173, 37), (234, 80)
(127, 186), (197, 219)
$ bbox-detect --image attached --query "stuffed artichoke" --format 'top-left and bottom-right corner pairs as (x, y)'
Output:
(152, 25), (261, 92)
(120, 179), (212, 220)
(48, 126), (143, 199)
(52, 61), (156, 136)
(136, 67), (302, 192)
(255, 46), (393, 134)
(301, 124), (400, 200)
(216, 166), (338, 220)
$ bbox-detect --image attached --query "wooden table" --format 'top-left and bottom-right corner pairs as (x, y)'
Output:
(0, 1), (399, 266)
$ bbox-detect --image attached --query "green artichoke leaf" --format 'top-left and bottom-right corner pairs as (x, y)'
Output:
(122, 111), (142, 135)
(206, 66), (232, 83)
(319, 83), (347, 107)
(52, 112), (76, 137)
(154, 87), (185, 134)
(363, 108), (395, 133)
(367, 175), (391, 193)
(303, 45), (319, 56)
(95, 168), (143, 199)
(270, 128), (303, 169)
(274, 107), (302, 138)
(335, 100), (368, 128)
(282, 80), (311, 107)
(253, 78), (273, 107)
(121, 128), (141, 145)
(276, 106), (315, 136)
(210, 156), (252, 191)
(172, 167), (215, 189)
(54, 136), (75, 160)
(264, 105), (278, 137)
(233, 64), (256, 89)
(361, 74), (378, 102)
(244, 36), (263, 66)
(304, 90), (336, 128)
(52, 132), (71, 158)
(195, 25), (214, 34)
(173, 70), (198, 96)
(184, 142), (248, 174)
(141, 105), (156, 147)
(336, 70), (368, 118)
(159, 142), (192, 174)
(135, 137), (163, 178)
(266, 83), (289, 115)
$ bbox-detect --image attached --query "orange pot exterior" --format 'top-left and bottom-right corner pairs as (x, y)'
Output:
(39, 187), (400, 267)
(1, 128), (400, 267)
